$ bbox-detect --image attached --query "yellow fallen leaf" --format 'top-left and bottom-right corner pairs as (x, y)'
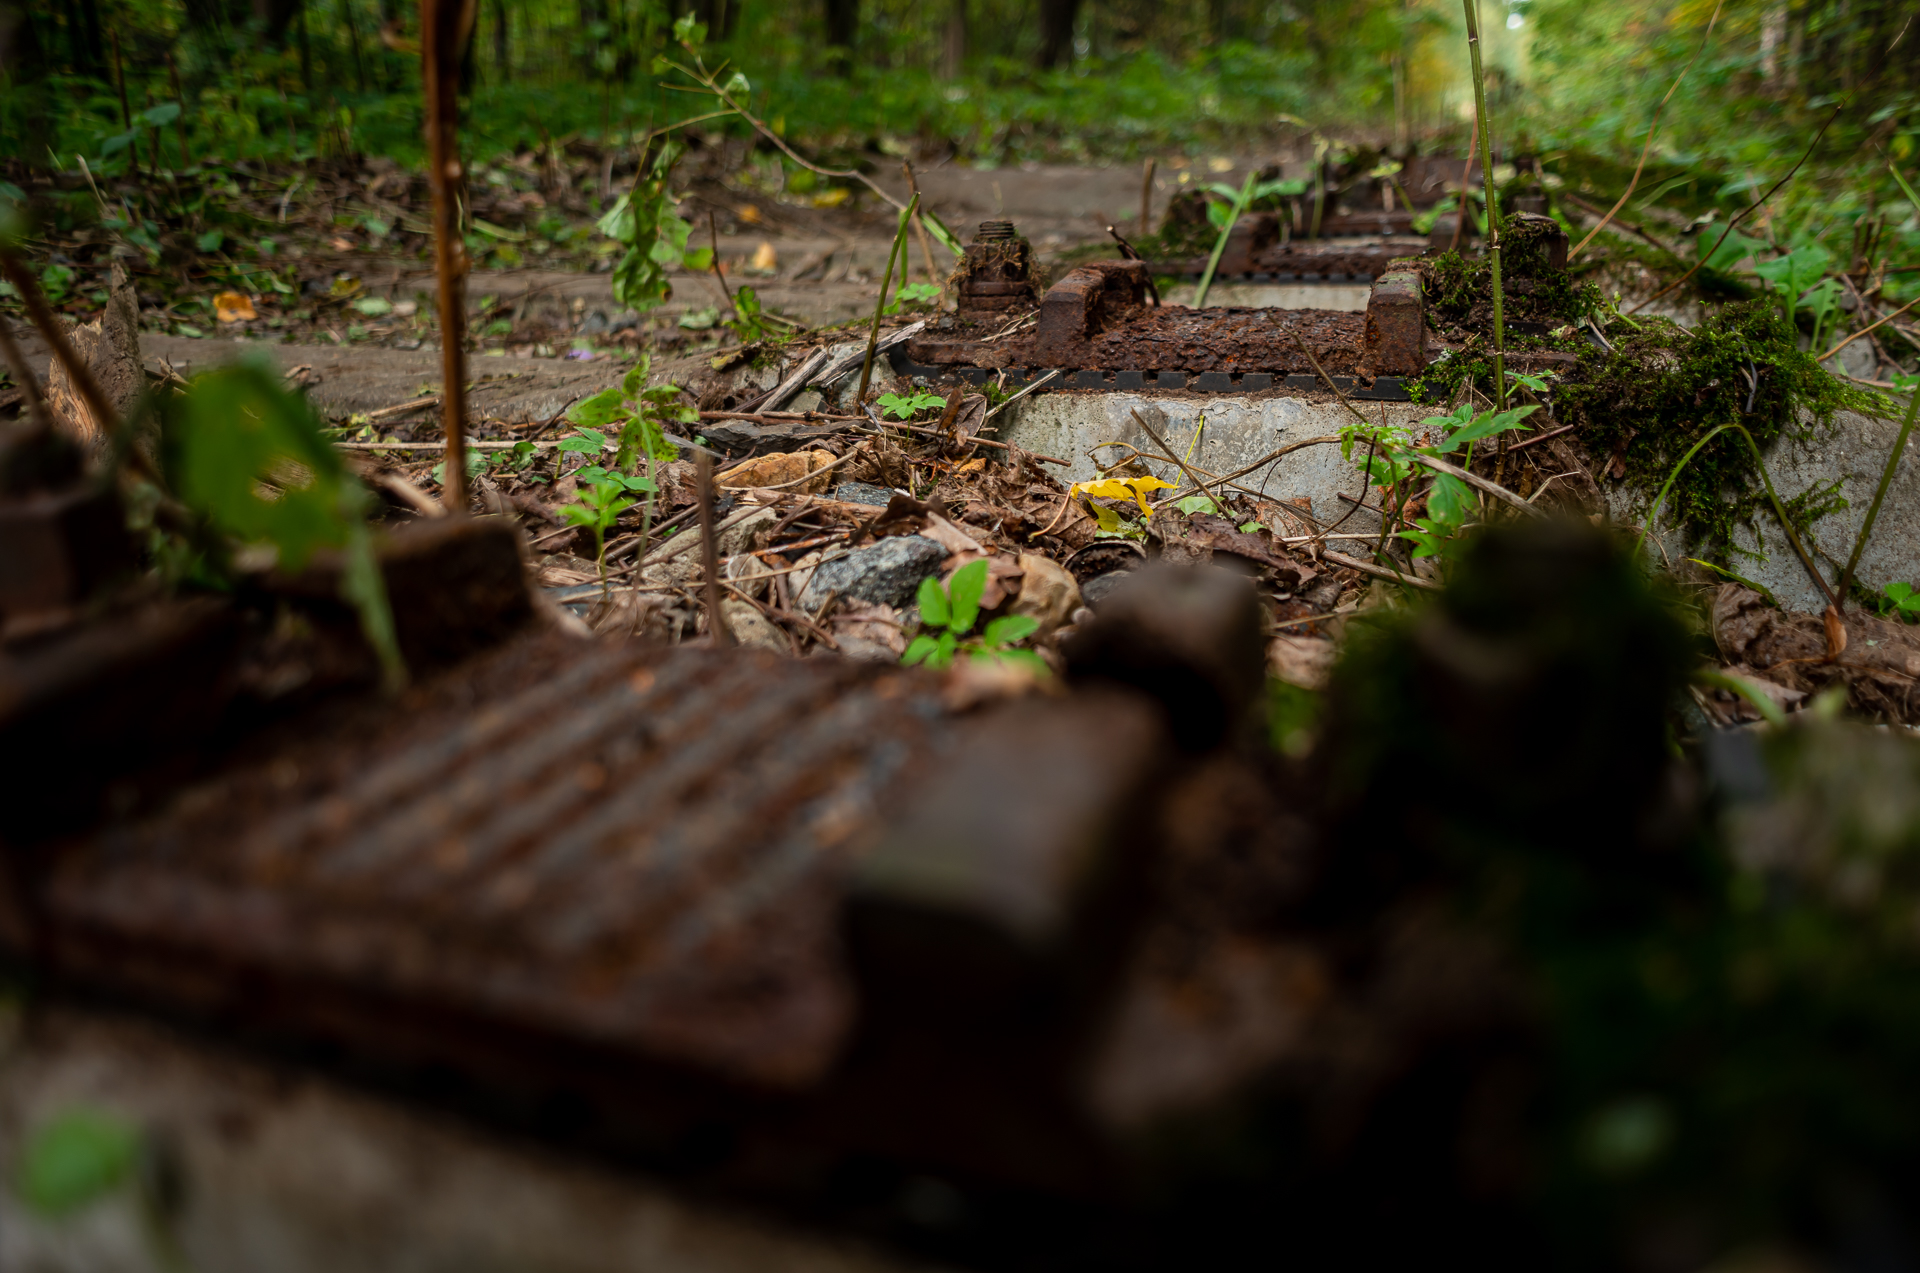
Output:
(1070, 474), (1175, 515)
(811, 189), (850, 209)
(737, 204), (762, 224)
(213, 291), (257, 323)
(749, 241), (778, 273)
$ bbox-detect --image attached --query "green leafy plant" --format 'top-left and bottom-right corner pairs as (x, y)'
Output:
(724, 285), (769, 341)
(564, 355), (697, 474)
(902, 559), (1044, 672)
(884, 281), (943, 313)
(560, 473), (638, 589)
(1878, 581), (1920, 622)
(164, 361), (405, 689)
(876, 389), (946, 420)
(597, 141), (713, 314)
(1338, 400), (1538, 561)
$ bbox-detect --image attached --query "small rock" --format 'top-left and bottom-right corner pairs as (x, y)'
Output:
(722, 599), (788, 652)
(1081, 570), (1133, 608)
(1011, 553), (1081, 636)
(833, 481), (896, 507)
(582, 310), (610, 335)
(798, 535), (947, 613)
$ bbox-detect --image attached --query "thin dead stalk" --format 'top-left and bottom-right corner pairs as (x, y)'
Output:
(856, 192), (919, 403)
(421, 0), (472, 514)
(1822, 294), (1920, 364)
(1629, 108), (1839, 316)
(697, 452), (734, 646)
(901, 162), (942, 287)
(1129, 409), (1218, 508)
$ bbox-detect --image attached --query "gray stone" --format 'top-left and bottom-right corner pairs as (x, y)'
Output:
(833, 481), (897, 508)
(1617, 404), (1920, 614)
(798, 535), (948, 613)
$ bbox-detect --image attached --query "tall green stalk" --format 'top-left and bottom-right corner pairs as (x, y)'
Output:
(1192, 171), (1255, 310)
(1836, 384), (1920, 610)
(1461, 0), (1506, 409)
(856, 192), (918, 403)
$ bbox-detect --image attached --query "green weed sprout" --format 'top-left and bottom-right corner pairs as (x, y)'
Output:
(884, 282), (943, 314)
(563, 356), (692, 568)
(596, 141), (712, 314)
(903, 559), (1044, 673)
(561, 474), (637, 593)
(1339, 399), (1537, 561)
(724, 285), (770, 342)
(1879, 582), (1920, 621)
(876, 389), (946, 421)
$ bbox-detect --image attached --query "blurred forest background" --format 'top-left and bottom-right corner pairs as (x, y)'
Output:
(3, 0), (1917, 179)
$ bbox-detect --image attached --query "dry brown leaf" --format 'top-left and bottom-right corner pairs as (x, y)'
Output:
(214, 291), (257, 323)
(717, 449), (836, 494)
(920, 512), (986, 558)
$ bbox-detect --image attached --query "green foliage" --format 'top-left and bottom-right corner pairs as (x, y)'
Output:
(724, 285), (769, 342)
(884, 282), (943, 314)
(902, 559), (1044, 672)
(596, 142), (711, 315)
(876, 389), (946, 421)
(16, 1110), (140, 1219)
(560, 473), (637, 575)
(564, 355), (697, 474)
(1878, 581), (1920, 622)
(1337, 399), (1537, 563)
(164, 361), (404, 688)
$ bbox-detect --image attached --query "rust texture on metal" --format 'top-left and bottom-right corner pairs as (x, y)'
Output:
(1033, 261), (1152, 366)
(40, 634), (951, 1090)
(955, 219), (1038, 315)
(1364, 270), (1429, 376)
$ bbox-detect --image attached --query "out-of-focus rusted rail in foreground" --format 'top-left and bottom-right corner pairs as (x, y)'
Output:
(0, 517), (1523, 1267)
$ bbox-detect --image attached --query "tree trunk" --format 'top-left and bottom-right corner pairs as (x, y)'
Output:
(1036, 0), (1077, 67)
(942, 0), (965, 78)
(70, 0), (106, 75)
(252, 0), (304, 44)
(824, 0), (855, 68)
(341, 0), (367, 90)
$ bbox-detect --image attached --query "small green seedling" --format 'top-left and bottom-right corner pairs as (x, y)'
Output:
(597, 139), (712, 314)
(902, 559), (1045, 673)
(877, 390), (947, 421)
(1880, 581), (1920, 621)
(565, 355), (696, 474)
(560, 474), (638, 590)
(725, 285), (770, 341)
(884, 282), (942, 314)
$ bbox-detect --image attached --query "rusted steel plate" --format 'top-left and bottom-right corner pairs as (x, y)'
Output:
(41, 632), (950, 1090)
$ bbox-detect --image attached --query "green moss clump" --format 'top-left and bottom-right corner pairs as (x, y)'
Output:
(1421, 215), (1603, 330)
(1554, 301), (1882, 562)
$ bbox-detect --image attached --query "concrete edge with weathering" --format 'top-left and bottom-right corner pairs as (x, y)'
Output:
(0, 1005), (945, 1273)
